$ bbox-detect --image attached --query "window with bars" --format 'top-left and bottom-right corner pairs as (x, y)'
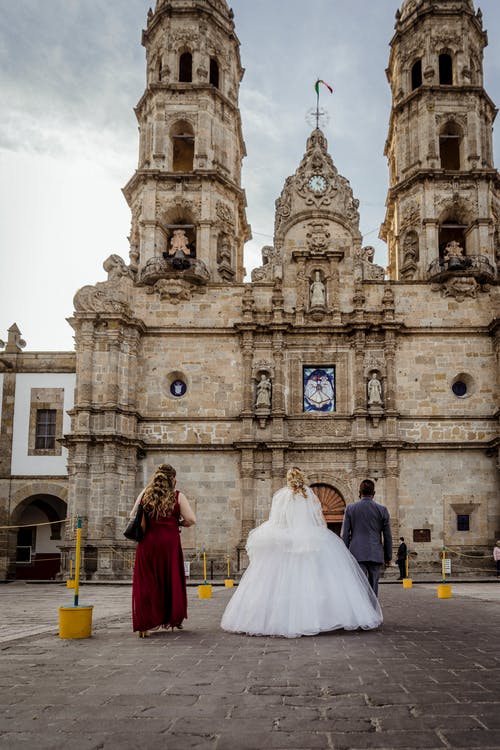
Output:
(35, 409), (57, 450)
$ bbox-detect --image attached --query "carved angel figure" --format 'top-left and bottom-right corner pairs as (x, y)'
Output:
(168, 229), (191, 256)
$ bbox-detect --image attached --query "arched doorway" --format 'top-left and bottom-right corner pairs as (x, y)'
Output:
(14, 495), (67, 580)
(311, 484), (345, 536)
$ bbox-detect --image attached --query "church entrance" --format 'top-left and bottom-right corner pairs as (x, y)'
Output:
(310, 484), (345, 536)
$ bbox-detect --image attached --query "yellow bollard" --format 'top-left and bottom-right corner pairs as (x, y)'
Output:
(198, 584), (213, 598)
(438, 547), (452, 598)
(224, 555), (234, 587)
(59, 605), (94, 638)
(198, 549), (212, 598)
(59, 517), (93, 638)
(437, 583), (452, 599)
(402, 578), (413, 589)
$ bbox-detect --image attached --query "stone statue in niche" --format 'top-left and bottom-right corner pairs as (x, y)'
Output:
(310, 271), (326, 308)
(168, 229), (191, 256)
(217, 235), (231, 265)
(367, 373), (383, 406)
(255, 373), (272, 408)
(403, 233), (419, 264)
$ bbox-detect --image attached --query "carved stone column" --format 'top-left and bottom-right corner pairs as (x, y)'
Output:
(238, 448), (256, 570)
(240, 332), (254, 416)
(384, 331), (397, 413)
(353, 331), (367, 415)
(105, 334), (121, 407)
(272, 331), (286, 441)
(73, 320), (95, 411)
(384, 447), (400, 543)
(271, 448), (286, 495)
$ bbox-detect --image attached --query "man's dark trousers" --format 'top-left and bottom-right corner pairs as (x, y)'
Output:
(358, 562), (382, 596)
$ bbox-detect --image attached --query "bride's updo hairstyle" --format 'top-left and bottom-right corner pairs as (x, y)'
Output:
(286, 467), (308, 498)
(142, 463), (177, 519)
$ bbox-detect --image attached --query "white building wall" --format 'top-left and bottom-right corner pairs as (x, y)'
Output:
(11, 373), (75, 476)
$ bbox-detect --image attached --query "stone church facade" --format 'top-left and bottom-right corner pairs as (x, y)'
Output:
(2, 0), (498, 580)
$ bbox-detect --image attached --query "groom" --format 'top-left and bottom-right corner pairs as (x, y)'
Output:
(341, 479), (392, 596)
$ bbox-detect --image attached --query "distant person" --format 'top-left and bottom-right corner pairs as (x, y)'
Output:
(494, 540), (500, 579)
(341, 479), (392, 596)
(396, 537), (408, 580)
(130, 464), (196, 638)
(221, 467), (382, 637)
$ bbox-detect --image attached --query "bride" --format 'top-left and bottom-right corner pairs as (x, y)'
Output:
(221, 467), (382, 637)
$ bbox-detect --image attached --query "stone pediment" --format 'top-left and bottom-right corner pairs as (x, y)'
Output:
(274, 129), (360, 244)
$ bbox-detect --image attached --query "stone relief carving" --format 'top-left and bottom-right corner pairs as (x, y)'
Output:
(364, 355), (385, 379)
(103, 255), (135, 281)
(148, 278), (196, 303)
(306, 221), (331, 252)
(171, 29), (200, 46)
(431, 277), (480, 301)
(399, 200), (421, 231)
(401, 231), (419, 279)
(288, 422), (350, 438)
(251, 246), (283, 282)
(216, 201), (235, 227)
(435, 112), (468, 129)
(73, 284), (132, 316)
(217, 233), (234, 281)
(431, 34), (462, 50)
(354, 246), (385, 280)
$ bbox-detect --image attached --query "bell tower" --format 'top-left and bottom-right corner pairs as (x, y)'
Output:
(380, 0), (499, 286)
(123, 0), (250, 287)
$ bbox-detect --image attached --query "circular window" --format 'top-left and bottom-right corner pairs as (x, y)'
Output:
(170, 379), (187, 398)
(166, 371), (188, 399)
(451, 373), (474, 399)
(452, 380), (467, 397)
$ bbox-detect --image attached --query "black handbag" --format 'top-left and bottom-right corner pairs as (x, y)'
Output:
(124, 503), (145, 542)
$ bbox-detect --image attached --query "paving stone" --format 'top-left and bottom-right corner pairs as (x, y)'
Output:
(0, 584), (499, 750)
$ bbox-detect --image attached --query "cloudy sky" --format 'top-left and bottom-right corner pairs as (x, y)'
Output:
(1, 0), (499, 351)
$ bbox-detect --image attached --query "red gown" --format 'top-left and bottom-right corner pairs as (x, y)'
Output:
(132, 492), (187, 632)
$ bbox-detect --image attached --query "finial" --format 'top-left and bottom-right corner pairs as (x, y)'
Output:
(6, 323), (26, 353)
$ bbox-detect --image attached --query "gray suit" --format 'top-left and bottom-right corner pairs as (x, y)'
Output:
(341, 496), (392, 596)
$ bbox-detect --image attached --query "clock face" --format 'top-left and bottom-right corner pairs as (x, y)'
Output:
(308, 174), (327, 193)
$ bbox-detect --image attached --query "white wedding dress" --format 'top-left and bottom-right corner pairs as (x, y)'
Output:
(221, 487), (383, 637)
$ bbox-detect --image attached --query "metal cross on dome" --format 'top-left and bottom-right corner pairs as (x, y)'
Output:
(306, 79), (333, 130)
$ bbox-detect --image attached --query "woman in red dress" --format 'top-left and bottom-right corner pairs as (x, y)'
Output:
(131, 464), (196, 638)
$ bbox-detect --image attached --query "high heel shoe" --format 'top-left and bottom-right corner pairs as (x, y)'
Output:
(171, 624), (183, 631)
(138, 630), (149, 638)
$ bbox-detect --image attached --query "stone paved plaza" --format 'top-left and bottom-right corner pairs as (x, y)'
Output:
(0, 582), (499, 749)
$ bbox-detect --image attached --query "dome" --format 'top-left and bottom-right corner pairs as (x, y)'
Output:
(399, 0), (474, 22)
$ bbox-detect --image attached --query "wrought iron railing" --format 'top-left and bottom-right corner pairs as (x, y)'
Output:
(427, 254), (496, 284)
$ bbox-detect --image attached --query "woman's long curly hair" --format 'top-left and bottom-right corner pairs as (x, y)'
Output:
(142, 464), (177, 519)
(286, 466), (308, 498)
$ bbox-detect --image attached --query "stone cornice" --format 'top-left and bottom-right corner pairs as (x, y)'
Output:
(122, 168), (246, 203)
(386, 168), (500, 199)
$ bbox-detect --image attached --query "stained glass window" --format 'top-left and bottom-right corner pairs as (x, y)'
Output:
(303, 367), (335, 413)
